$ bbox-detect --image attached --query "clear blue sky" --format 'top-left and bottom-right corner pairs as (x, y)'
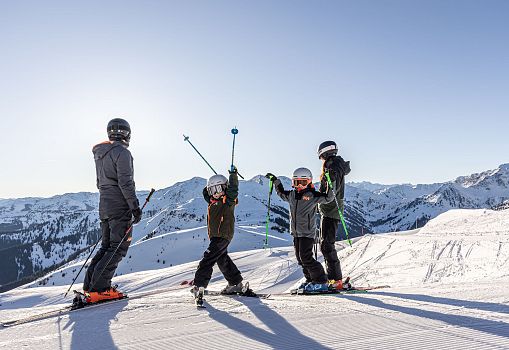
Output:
(1, 0), (508, 198)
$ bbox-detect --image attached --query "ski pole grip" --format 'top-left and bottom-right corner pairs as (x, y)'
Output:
(139, 188), (156, 211)
(146, 188), (155, 202)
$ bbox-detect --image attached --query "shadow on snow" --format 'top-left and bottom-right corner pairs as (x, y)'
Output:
(59, 300), (127, 350)
(342, 293), (509, 340)
(371, 291), (509, 315)
(206, 297), (333, 350)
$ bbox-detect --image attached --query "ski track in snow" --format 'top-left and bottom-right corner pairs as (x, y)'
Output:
(1, 209), (509, 349)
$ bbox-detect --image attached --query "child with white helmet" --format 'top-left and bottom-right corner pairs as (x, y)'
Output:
(191, 167), (244, 301)
(266, 168), (334, 293)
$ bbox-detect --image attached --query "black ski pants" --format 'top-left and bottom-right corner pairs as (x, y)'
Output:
(193, 237), (242, 288)
(320, 216), (343, 281)
(294, 237), (327, 284)
(83, 212), (132, 292)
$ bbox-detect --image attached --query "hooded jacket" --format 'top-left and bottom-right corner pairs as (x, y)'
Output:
(203, 172), (239, 242)
(318, 155), (351, 219)
(93, 141), (139, 219)
(274, 179), (334, 238)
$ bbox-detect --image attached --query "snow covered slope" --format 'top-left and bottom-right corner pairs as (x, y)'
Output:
(0, 208), (508, 349)
(33, 224), (293, 288)
(341, 209), (509, 288)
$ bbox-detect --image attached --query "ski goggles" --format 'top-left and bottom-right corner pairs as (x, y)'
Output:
(207, 184), (226, 196)
(292, 178), (311, 189)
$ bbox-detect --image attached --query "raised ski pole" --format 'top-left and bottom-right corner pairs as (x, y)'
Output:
(85, 188), (156, 295)
(264, 178), (274, 248)
(183, 134), (218, 174)
(324, 172), (352, 246)
(64, 237), (101, 298)
(230, 127), (244, 179)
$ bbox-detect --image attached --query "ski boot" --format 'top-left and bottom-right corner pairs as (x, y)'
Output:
(298, 280), (312, 289)
(220, 282), (244, 295)
(291, 280), (312, 294)
(85, 286), (126, 304)
(302, 282), (329, 294)
(328, 277), (352, 291)
(328, 279), (343, 291)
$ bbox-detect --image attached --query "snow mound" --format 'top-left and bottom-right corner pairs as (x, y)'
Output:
(340, 209), (509, 287)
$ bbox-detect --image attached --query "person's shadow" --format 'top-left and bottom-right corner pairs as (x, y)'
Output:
(369, 291), (509, 315)
(206, 297), (333, 350)
(342, 293), (509, 339)
(59, 300), (127, 350)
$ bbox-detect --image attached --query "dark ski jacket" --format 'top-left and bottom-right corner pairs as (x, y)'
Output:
(318, 155), (351, 219)
(274, 179), (334, 239)
(93, 141), (139, 219)
(203, 172), (239, 242)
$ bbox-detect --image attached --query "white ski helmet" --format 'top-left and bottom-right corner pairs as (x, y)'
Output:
(207, 174), (228, 196)
(292, 167), (313, 189)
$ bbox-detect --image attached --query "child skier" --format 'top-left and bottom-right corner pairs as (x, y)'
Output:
(191, 167), (244, 301)
(266, 168), (334, 293)
(317, 140), (351, 290)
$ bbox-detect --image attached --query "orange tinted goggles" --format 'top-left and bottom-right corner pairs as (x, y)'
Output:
(292, 178), (311, 188)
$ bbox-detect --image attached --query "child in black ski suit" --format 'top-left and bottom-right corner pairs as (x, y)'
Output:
(192, 168), (244, 295)
(317, 140), (351, 289)
(266, 168), (334, 292)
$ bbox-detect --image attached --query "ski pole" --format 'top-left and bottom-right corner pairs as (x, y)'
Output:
(183, 134), (217, 175)
(324, 172), (352, 246)
(264, 178), (274, 248)
(63, 237), (101, 298)
(85, 188), (156, 294)
(230, 127), (244, 179)
(318, 213), (329, 274)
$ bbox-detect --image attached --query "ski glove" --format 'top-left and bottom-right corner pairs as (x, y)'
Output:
(265, 173), (277, 181)
(229, 165), (238, 174)
(132, 207), (142, 224)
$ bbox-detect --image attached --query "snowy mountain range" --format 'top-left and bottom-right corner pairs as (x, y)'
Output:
(0, 163), (508, 291)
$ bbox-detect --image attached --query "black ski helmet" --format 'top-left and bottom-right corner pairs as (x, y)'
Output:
(317, 140), (338, 159)
(107, 118), (131, 142)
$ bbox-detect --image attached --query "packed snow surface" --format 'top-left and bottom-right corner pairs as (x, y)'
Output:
(1, 209), (508, 349)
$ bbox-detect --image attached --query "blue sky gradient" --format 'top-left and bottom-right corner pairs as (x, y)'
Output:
(1, 1), (508, 197)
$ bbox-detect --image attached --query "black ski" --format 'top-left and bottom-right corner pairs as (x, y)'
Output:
(290, 284), (390, 296)
(1, 283), (192, 328)
(1, 292), (128, 328)
(201, 282), (270, 299)
(204, 289), (270, 298)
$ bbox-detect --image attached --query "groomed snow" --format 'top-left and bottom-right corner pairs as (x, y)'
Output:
(1, 209), (508, 349)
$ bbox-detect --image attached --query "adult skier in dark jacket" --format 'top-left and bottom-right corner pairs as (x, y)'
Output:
(317, 140), (351, 290)
(83, 118), (142, 303)
(266, 168), (334, 293)
(192, 168), (244, 299)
